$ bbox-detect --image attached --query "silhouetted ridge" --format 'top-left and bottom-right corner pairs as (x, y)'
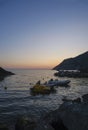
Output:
(0, 67), (14, 81)
(53, 51), (88, 72)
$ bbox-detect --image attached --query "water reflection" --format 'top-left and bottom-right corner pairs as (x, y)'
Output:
(0, 69), (88, 125)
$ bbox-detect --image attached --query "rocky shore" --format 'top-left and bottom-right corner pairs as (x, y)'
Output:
(53, 51), (88, 71)
(1, 93), (88, 130)
(53, 51), (88, 78)
(54, 70), (88, 78)
(0, 67), (14, 81)
(44, 95), (88, 130)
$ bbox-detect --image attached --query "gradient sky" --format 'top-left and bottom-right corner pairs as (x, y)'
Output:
(0, 0), (88, 69)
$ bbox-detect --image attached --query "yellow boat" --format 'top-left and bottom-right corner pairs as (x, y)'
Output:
(30, 84), (51, 94)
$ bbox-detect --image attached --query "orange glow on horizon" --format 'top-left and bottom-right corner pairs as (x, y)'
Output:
(3, 60), (61, 69)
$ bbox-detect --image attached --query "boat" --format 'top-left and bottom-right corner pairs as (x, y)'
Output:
(30, 84), (51, 94)
(30, 83), (56, 95)
(30, 79), (70, 95)
(46, 79), (71, 87)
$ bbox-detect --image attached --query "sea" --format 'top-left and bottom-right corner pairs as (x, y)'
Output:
(0, 69), (88, 127)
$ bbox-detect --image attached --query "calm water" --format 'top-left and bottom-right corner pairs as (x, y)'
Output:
(0, 69), (88, 126)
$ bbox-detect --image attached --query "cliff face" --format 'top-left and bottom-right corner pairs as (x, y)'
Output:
(0, 67), (14, 81)
(53, 51), (88, 71)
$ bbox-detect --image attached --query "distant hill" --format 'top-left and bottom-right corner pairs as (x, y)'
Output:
(0, 67), (14, 81)
(53, 51), (88, 72)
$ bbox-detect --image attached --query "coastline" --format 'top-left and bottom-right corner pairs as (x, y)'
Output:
(0, 68), (88, 130)
(1, 93), (88, 130)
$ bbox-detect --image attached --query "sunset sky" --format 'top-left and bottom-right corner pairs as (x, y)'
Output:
(0, 0), (88, 69)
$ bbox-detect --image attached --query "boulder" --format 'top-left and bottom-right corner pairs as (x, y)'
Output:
(0, 124), (9, 130)
(58, 102), (88, 130)
(82, 94), (88, 103)
(15, 116), (36, 130)
(62, 97), (81, 103)
(35, 121), (54, 130)
(15, 116), (54, 130)
(72, 97), (81, 103)
(44, 95), (88, 130)
(45, 112), (68, 130)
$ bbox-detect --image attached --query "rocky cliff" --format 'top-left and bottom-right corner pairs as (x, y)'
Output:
(53, 51), (88, 72)
(0, 67), (14, 81)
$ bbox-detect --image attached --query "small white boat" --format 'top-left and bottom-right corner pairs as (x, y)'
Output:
(47, 79), (71, 87)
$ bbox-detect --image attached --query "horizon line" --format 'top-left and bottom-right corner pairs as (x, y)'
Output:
(5, 67), (52, 70)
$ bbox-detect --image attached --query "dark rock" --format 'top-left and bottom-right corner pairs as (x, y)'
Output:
(0, 67), (14, 81)
(51, 118), (68, 130)
(53, 51), (88, 75)
(0, 76), (4, 81)
(82, 94), (88, 103)
(15, 116), (36, 130)
(43, 94), (88, 130)
(58, 102), (88, 130)
(15, 116), (54, 130)
(9, 94), (88, 130)
(62, 97), (81, 103)
(35, 121), (54, 130)
(62, 98), (72, 102)
(54, 70), (88, 78)
(0, 67), (14, 76)
(0, 124), (9, 130)
(72, 98), (81, 103)
(36, 80), (41, 85)
(43, 107), (68, 130)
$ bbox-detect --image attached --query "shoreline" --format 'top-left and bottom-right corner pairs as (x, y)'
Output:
(0, 93), (88, 130)
(54, 70), (88, 78)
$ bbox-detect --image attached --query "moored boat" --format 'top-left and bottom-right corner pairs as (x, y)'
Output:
(47, 79), (71, 86)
